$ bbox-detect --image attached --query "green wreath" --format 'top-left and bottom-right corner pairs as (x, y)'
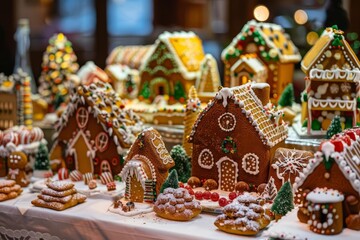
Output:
(221, 136), (237, 154)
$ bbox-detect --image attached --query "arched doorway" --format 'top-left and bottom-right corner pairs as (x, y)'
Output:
(150, 78), (170, 96)
(216, 156), (238, 191)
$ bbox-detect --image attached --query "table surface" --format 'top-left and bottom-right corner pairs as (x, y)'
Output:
(0, 188), (358, 240)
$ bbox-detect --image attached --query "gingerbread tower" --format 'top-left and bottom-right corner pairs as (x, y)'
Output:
(182, 86), (201, 157)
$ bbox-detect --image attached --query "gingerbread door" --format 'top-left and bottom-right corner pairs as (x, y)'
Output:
(216, 157), (238, 191)
(128, 175), (144, 202)
(69, 131), (94, 174)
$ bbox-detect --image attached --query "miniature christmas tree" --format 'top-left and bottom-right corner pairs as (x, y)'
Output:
(139, 81), (151, 99)
(278, 83), (294, 107)
(160, 169), (179, 193)
(170, 145), (191, 183)
(261, 177), (278, 201)
(38, 33), (79, 109)
(34, 143), (51, 170)
(271, 181), (294, 219)
(174, 81), (186, 101)
(326, 116), (342, 139)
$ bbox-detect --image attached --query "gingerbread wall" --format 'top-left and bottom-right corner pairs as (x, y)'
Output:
(191, 98), (270, 188)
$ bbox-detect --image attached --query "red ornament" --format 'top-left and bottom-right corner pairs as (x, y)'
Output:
(195, 191), (203, 200)
(94, 158), (99, 165)
(218, 197), (228, 207)
(211, 192), (220, 202)
(203, 191), (211, 200)
(228, 192), (237, 200)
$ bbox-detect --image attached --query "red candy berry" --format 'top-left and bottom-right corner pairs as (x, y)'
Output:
(203, 191), (211, 200)
(188, 188), (194, 196)
(195, 191), (203, 200)
(184, 185), (192, 190)
(211, 192), (220, 202)
(178, 182), (184, 188)
(229, 192), (237, 200)
(218, 197), (228, 207)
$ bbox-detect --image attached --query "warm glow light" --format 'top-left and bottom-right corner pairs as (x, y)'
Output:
(306, 31), (319, 45)
(294, 9), (308, 25)
(253, 5), (270, 22)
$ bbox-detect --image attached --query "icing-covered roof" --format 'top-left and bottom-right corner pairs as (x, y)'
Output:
(306, 188), (344, 203)
(301, 26), (360, 73)
(54, 82), (143, 152)
(189, 82), (288, 147)
(222, 20), (301, 63)
(293, 128), (360, 195)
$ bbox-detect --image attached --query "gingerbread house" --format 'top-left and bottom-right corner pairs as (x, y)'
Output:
(301, 26), (360, 135)
(78, 61), (111, 86)
(138, 31), (220, 103)
(49, 82), (143, 177)
(106, 45), (153, 99)
(189, 82), (288, 192)
(120, 127), (175, 202)
(222, 20), (301, 101)
(0, 70), (33, 130)
(293, 128), (360, 229)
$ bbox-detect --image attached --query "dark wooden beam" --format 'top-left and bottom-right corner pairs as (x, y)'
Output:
(95, 0), (108, 68)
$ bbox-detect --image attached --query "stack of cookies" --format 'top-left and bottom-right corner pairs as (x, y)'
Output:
(32, 181), (86, 211)
(0, 180), (22, 202)
(214, 193), (271, 235)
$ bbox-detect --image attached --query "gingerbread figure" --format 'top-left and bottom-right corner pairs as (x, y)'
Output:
(7, 151), (29, 187)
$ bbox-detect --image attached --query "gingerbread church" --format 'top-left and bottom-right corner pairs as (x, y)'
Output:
(222, 20), (301, 102)
(293, 127), (360, 230)
(301, 26), (360, 135)
(189, 82), (288, 191)
(50, 82), (143, 177)
(120, 127), (175, 202)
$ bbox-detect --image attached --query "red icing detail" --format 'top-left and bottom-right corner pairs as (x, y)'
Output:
(94, 158), (99, 165)
(345, 131), (356, 141)
(58, 168), (69, 180)
(111, 157), (119, 166)
(329, 140), (344, 152)
(106, 122), (113, 128)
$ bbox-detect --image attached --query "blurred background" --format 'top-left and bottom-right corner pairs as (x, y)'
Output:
(0, 0), (359, 99)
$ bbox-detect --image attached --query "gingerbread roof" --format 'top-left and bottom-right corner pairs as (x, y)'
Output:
(293, 128), (360, 195)
(195, 54), (221, 94)
(230, 54), (267, 80)
(53, 82), (143, 153)
(78, 61), (111, 85)
(301, 27), (360, 74)
(189, 83), (288, 147)
(222, 20), (301, 63)
(140, 31), (206, 80)
(107, 45), (154, 70)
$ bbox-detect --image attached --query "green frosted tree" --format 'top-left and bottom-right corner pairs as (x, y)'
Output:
(271, 181), (294, 217)
(140, 81), (151, 99)
(170, 145), (191, 183)
(326, 116), (342, 139)
(174, 81), (186, 100)
(160, 169), (179, 193)
(34, 143), (51, 170)
(278, 83), (294, 107)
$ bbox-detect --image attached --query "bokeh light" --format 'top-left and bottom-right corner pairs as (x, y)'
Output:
(306, 31), (319, 45)
(294, 9), (308, 25)
(253, 5), (270, 22)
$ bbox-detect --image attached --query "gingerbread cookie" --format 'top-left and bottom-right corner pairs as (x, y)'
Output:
(41, 188), (77, 198)
(0, 184), (21, 194)
(0, 180), (16, 188)
(7, 151), (29, 187)
(32, 193), (86, 211)
(38, 194), (73, 204)
(46, 181), (74, 191)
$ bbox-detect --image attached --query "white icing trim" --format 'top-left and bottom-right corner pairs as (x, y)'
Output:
(241, 153), (260, 175)
(306, 188), (344, 203)
(149, 130), (173, 165)
(308, 97), (356, 111)
(198, 149), (214, 169)
(218, 112), (236, 132)
(216, 156), (238, 191)
(309, 68), (360, 82)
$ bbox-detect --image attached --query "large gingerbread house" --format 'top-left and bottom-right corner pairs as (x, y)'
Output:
(222, 20), (301, 101)
(120, 127), (175, 202)
(189, 83), (288, 191)
(301, 26), (360, 135)
(50, 82), (143, 177)
(293, 128), (360, 230)
(0, 70), (33, 130)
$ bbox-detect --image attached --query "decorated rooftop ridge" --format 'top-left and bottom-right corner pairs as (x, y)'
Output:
(306, 187), (344, 204)
(189, 82), (288, 148)
(222, 19), (301, 63)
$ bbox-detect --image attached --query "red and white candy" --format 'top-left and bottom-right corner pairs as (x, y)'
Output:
(100, 172), (113, 185)
(58, 168), (69, 180)
(70, 170), (83, 182)
(83, 172), (94, 185)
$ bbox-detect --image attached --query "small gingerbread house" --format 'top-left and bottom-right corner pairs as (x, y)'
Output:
(106, 45), (153, 99)
(301, 26), (360, 135)
(138, 31), (220, 103)
(189, 82), (288, 192)
(0, 70), (33, 130)
(77, 61), (111, 86)
(222, 20), (301, 101)
(293, 128), (360, 228)
(50, 82), (143, 177)
(120, 128), (175, 202)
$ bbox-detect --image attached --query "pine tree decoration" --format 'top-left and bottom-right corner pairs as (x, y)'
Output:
(38, 33), (79, 108)
(271, 181), (294, 219)
(170, 145), (191, 183)
(34, 143), (51, 171)
(326, 116), (343, 139)
(174, 81), (186, 101)
(278, 83), (294, 107)
(261, 177), (278, 201)
(139, 81), (151, 99)
(160, 169), (179, 193)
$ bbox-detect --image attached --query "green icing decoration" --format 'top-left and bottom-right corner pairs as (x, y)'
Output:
(323, 156), (335, 171)
(174, 81), (186, 100)
(278, 83), (294, 107)
(160, 169), (179, 193)
(139, 81), (151, 99)
(221, 136), (237, 154)
(311, 119), (321, 131)
(143, 44), (180, 76)
(302, 119), (308, 128)
(326, 116), (342, 139)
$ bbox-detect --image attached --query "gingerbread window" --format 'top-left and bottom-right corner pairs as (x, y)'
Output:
(198, 149), (214, 169)
(218, 112), (236, 132)
(95, 132), (109, 152)
(76, 107), (89, 128)
(242, 153), (259, 175)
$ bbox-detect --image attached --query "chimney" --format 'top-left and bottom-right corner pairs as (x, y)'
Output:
(251, 83), (270, 106)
